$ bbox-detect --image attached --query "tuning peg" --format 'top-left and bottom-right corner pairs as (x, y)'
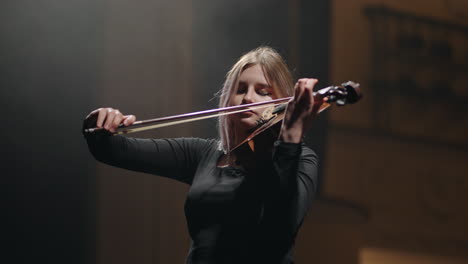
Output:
(336, 99), (346, 106)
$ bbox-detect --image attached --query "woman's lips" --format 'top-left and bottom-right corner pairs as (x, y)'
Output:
(240, 110), (255, 117)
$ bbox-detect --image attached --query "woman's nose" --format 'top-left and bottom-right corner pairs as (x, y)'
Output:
(242, 88), (255, 104)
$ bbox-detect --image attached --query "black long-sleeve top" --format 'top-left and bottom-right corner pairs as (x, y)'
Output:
(85, 133), (318, 264)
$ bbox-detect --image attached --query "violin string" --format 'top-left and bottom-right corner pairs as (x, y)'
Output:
(84, 97), (292, 134)
(85, 82), (355, 135)
(132, 97), (292, 126)
(115, 101), (289, 135)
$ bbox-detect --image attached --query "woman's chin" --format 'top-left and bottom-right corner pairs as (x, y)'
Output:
(238, 118), (258, 131)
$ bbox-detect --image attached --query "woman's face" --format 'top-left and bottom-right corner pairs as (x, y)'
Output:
(229, 64), (277, 131)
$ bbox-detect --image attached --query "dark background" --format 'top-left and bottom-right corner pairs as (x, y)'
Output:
(2, 1), (100, 263)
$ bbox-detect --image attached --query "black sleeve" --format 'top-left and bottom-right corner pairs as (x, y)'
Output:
(84, 132), (213, 185)
(257, 141), (318, 249)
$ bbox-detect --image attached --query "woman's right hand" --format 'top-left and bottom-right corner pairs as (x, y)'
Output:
(84, 108), (136, 133)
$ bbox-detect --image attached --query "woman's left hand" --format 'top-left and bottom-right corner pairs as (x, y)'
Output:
(279, 78), (325, 143)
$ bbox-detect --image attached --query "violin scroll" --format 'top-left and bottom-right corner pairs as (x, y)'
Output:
(318, 81), (362, 106)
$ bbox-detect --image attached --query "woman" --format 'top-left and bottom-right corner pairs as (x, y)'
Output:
(83, 46), (324, 263)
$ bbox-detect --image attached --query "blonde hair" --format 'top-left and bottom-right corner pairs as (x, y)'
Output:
(218, 46), (294, 152)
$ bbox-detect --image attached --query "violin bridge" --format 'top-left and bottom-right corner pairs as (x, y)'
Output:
(256, 107), (276, 126)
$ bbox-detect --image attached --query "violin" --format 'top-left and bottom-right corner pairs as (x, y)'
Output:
(84, 81), (361, 140)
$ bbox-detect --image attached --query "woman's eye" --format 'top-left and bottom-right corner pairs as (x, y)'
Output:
(258, 89), (272, 96)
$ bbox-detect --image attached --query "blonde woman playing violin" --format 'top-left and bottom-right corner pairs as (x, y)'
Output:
(83, 46), (324, 264)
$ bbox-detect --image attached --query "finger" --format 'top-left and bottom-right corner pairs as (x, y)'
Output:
(312, 92), (327, 114)
(111, 110), (124, 132)
(86, 108), (101, 119)
(295, 79), (308, 101)
(304, 78), (318, 89)
(304, 85), (316, 111)
(302, 79), (317, 100)
(301, 79), (318, 107)
(295, 92), (310, 112)
(96, 108), (108, 128)
(294, 80), (301, 100)
(104, 109), (117, 130)
(123, 115), (136, 126)
(293, 79), (301, 101)
(298, 79), (312, 102)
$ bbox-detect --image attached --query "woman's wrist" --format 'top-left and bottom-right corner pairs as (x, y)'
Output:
(279, 125), (303, 143)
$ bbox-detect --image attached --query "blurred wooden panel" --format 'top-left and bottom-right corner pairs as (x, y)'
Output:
(360, 247), (468, 264)
(322, 127), (468, 256)
(327, 0), (468, 260)
(331, 0), (468, 146)
(295, 220), (364, 264)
